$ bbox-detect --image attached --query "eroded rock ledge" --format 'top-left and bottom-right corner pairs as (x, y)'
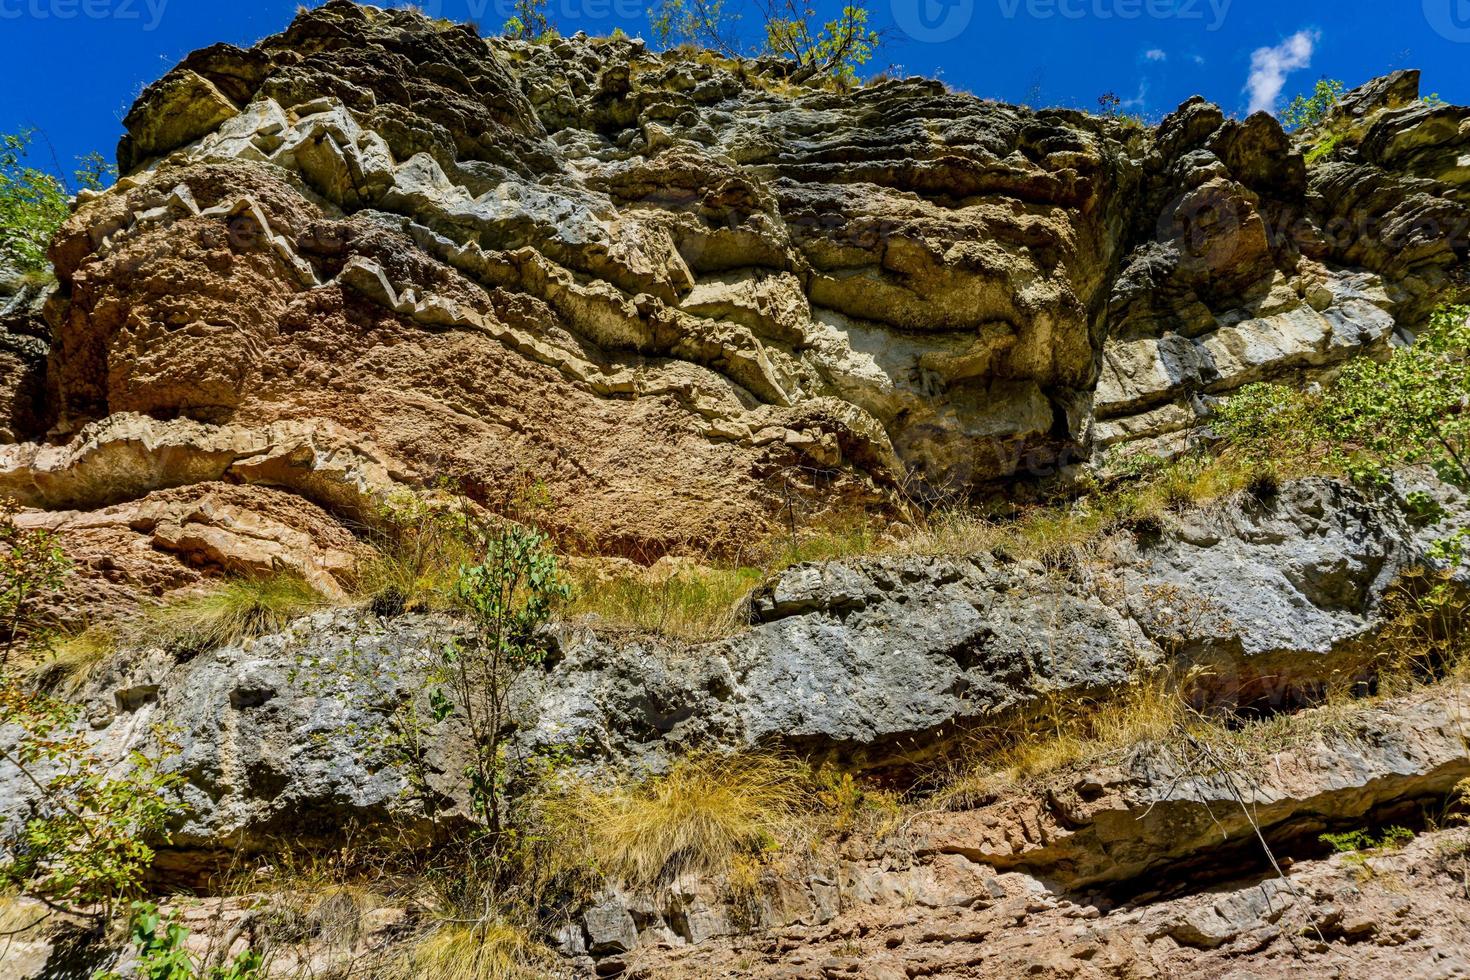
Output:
(4, 6), (1470, 977)
(3, 1), (1466, 563)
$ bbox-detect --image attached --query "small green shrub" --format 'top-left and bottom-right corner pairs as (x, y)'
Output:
(1320, 825), (1415, 854)
(1, 497), (70, 665)
(1304, 130), (1345, 165)
(0, 131), (112, 278)
(1216, 303), (1470, 489)
(1282, 78), (1345, 131)
(94, 902), (262, 980)
(441, 515), (570, 835)
(0, 683), (186, 916)
(0, 504), (187, 917)
(501, 0), (550, 39)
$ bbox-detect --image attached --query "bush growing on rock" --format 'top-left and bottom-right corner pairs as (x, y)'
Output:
(0, 498), (187, 919)
(1215, 303), (1470, 488)
(501, 0), (551, 40)
(94, 901), (263, 980)
(1282, 78), (1345, 131)
(1, 497), (69, 665)
(649, 0), (881, 82)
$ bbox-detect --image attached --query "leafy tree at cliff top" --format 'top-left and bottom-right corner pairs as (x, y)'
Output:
(649, 0), (881, 83)
(1280, 78), (1344, 131)
(0, 130), (113, 279)
(502, 0), (552, 40)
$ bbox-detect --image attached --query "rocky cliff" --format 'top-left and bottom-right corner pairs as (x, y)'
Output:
(3, 3), (1470, 978)
(4, 2), (1467, 579)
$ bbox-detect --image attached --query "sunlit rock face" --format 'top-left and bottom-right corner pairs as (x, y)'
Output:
(5, 0), (1468, 562)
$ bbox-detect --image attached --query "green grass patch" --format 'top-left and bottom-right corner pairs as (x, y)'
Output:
(140, 573), (328, 653)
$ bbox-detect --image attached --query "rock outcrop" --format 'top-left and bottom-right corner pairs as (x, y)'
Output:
(4, 6), (1470, 978)
(518, 473), (1468, 770)
(9, 472), (1461, 876)
(623, 812), (1470, 978)
(5, 2), (1465, 560)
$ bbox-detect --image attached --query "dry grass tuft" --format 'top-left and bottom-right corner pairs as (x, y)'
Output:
(351, 492), (474, 614)
(397, 920), (553, 980)
(546, 754), (805, 889)
(567, 563), (762, 642)
(565, 518), (884, 642)
(138, 573), (327, 652)
(900, 452), (1274, 567)
(937, 669), (1202, 805)
(350, 453), (1286, 643)
(27, 626), (116, 694)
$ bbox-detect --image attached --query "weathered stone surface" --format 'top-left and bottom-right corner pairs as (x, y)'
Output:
(626, 820), (1470, 977)
(13, 482), (366, 623)
(516, 475), (1469, 771)
(16, 3), (1463, 562)
(0, 609), (465, 880)
(10, 474), (1460, 880)
(0, 276), (52, 445)
(913, 685), (1470, 889)
(5, 12), (1470, 976)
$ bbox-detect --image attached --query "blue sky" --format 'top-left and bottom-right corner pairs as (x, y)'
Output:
(1, 0), (1467, 182)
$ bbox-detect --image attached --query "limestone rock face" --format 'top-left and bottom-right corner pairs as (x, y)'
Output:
(15, 473), (1454, 870)
(13, 482), (366, 622)
(515, 474), (1469, 771)
(9, 2), (1462, 556)
(913, 685), (1470, 889)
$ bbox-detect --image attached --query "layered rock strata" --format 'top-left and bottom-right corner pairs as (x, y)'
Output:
(5, 2), (1466, 562)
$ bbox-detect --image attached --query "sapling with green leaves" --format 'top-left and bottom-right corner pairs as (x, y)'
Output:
(1281, 78), (1345, 131)
(502, 0), (551, 39)
(1324, 304), (1470, 487)
(648, 0), (881, 82)
(0, 497), (187, 919)
(433, 506), (570, 838)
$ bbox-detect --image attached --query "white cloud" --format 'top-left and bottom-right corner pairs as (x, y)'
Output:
(1246, 29), (1320, 115)
(1145, 49), (1167, 62)
(1121, 80), (1149, 111)
(1192, 54), (1207, 66)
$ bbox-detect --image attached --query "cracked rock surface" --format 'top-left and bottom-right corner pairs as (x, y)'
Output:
(5, 3), (1467, 569)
